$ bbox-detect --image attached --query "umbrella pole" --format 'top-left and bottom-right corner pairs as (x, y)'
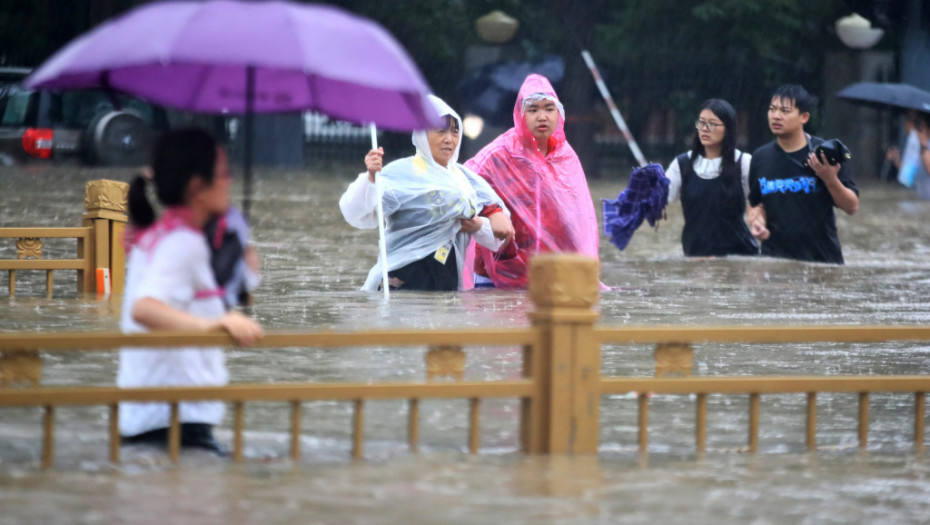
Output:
(243, 65), (255, 222)
(370, 123), (390, 300)
(581, 50), (647, 168)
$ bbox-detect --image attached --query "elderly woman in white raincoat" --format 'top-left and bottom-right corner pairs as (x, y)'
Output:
(340, 95), (514, 291)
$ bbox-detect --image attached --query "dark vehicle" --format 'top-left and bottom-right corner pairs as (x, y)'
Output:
(0, 68), (168, 166)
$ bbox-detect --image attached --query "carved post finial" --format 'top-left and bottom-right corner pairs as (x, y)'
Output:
(528, 253), (600, 309)
(84, 180), (129, 215)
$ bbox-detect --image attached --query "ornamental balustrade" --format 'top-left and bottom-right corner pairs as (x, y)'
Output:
(0, 179), (127, 298)
(1, 254), (928, 469)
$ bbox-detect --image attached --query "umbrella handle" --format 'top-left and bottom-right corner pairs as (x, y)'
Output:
(370, 123), (389, 300)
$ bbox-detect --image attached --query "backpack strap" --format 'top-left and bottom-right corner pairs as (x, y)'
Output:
(677, 152), (695, 188)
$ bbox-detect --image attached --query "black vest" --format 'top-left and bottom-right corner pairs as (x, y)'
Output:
(678, 152), (758, 257)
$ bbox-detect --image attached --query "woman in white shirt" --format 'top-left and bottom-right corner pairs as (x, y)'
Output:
(120, 129), (263, 455)
(665, 99), (758, 257)
(340, 95), (514, 291)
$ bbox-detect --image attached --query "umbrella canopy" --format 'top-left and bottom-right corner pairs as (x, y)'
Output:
(836, 82), (930, 113)
(25, 0), (442, 218)
(26, 0), (439, 129)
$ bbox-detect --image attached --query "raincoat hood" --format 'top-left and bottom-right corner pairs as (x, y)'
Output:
(514, 74), (566, 155)
(352, 94), (507, 292)
(412, 94), (463, 169)
(464, 74), (599, 289)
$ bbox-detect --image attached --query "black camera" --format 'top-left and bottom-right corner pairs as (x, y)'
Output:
(814, 138), (851, 166)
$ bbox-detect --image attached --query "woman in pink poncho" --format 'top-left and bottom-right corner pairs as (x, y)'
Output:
(464, 74), (599, 288)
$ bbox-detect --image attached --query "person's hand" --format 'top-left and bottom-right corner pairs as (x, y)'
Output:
(459, 217), (483, 234)
(808, 150), (841, 184)
(488, 212), (514, 246)
(365, 148), (384, 182)
(244, 245), (260, 274)
(750, 218), (770, 241)
(917, 123), (930, 149)
(886, 145), (901, 166)
(217, 311), (264, 346)
(747, 205), (769, 242)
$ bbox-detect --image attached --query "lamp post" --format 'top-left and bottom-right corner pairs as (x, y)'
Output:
(835, 13), (885, 50)
(821, 13), (893, 180)
(461, 11), (520, 157)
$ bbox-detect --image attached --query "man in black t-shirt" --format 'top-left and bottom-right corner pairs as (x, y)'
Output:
(747, 84), (859, 264)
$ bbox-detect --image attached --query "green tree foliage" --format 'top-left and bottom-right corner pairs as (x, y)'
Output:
(0, 1), (49, 66)
(2, 0), (864, 161)
(592, 0), (850, 148)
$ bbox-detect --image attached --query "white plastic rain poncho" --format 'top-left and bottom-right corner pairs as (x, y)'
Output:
(339, 95), (509, 291)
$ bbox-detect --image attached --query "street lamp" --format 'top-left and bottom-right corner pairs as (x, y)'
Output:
(475, 10), (519, 44)
(835, 13), (884, 50)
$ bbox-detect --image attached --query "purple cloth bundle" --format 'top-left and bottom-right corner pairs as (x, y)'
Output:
(602, 163), (670, 251)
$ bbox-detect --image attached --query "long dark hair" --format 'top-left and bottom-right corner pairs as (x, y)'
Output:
(689, 98), (740, 203)
(128, 128), (218, 228)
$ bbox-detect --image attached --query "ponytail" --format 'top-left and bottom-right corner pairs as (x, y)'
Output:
(128, 128), (218, 229)
(127, 175), (156, 228)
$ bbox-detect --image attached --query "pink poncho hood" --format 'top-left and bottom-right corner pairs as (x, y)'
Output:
(464, 74), (599, 288)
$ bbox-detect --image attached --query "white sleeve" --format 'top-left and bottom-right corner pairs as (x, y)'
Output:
(136, 231), (211, 310)
(338, 173), (380, 229)
(666, 158), (682, 204)
(740, 152), (752, 202)
(472, 217), (503, 252)
(243, 263), (261, 291)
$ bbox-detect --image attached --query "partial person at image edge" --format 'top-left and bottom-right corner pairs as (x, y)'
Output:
(747, 84), (859, 264)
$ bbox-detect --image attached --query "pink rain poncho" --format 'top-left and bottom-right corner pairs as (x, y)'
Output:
(465, 74), (599, 288)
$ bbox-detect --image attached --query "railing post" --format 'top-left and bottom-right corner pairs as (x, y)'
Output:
(82, 180), (128, 299)
(525, 253), (600, 454)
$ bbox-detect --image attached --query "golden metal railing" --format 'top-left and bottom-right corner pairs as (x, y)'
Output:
(0, 179), (127, 298)
(0, 329), (541, 468)
(599, 376), (930, 454)
(1, 254), (928, 469)
(596, 325), (930, 455)
(0, 227), (94, 297)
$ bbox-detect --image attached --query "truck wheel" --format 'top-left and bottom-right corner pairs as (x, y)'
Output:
(87, 111), (153, 166)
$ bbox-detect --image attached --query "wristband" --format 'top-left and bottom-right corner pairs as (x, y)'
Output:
(480, 204), (503, 217)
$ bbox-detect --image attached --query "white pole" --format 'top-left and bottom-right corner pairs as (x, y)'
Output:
(369, 123), (390, 299)
(581, 50), (648, 168)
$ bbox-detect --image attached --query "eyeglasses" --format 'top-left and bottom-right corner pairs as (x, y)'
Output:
(694, 119), (723, 131)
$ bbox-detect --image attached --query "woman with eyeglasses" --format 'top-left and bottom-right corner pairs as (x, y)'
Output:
(665, 98), (758, 257)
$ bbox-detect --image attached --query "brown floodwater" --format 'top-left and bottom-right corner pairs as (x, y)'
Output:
(1, 163), (930, 524)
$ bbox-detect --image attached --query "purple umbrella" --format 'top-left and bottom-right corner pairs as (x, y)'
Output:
(26, 0), (441, 219)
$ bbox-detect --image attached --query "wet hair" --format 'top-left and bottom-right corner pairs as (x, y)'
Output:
(128, 128), (218, 228)
(771, 84), (816, 115)
(915, 111), (930, 130)
(687, 98), (742, 207)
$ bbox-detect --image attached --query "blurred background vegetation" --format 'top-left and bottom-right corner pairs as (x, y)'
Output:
(0, 0), (915, 176)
